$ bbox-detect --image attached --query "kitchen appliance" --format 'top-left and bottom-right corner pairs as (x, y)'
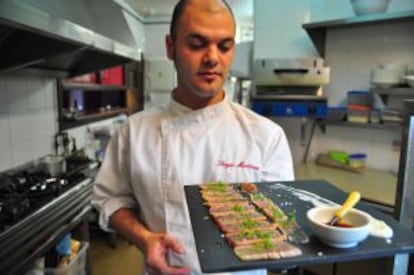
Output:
(0, 154), (97, 274)
(251, 58), (330, 118)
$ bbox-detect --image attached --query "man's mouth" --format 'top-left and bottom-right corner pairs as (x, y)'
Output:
(198, 71), (221, 81)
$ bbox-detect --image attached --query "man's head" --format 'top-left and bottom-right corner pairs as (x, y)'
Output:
(166, 0), (236, 109)
(169, 0), (235, 43)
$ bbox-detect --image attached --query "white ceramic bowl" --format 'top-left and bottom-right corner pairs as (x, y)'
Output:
(307, 205), (372, 248)
(405, 75), (414, 88)
(350, 0), (390, 16)
(371, 65), (407, 88)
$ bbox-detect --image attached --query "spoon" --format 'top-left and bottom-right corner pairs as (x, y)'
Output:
(328, 191), (361, 226)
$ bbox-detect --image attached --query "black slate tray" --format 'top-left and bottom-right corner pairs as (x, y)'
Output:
(184, 180), (414, 273)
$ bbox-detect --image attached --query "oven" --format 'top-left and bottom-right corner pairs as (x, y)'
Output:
(0, 155), (97, 274)
(251, 58), (330, 118)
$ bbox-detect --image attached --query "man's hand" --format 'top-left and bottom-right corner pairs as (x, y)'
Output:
(109, 208), (191, 274)
(144, 232), (191, 275)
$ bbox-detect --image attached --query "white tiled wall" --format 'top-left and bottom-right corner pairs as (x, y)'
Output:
(0, 76), (58, 172)
(0, 75), (128, 173)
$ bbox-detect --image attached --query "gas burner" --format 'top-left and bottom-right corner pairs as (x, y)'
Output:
(0, 157), (94, 233)
(0, 195), (31, 221)
(28, 177), (69, 198)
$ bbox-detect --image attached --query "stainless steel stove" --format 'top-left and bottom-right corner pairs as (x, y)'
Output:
(0, 155), (96, 274)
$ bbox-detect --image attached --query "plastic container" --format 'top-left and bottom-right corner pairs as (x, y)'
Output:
(370, 109), (381, 123)
(347, 91), (373, 107)
(348, 154), (367, 169)
(327, 150), (349, 165)
(347, 109), (370, 123)
(326, 107), (347, 122)
(39, 242), (89, 275)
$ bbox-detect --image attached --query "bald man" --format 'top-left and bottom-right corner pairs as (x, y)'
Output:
(92, 1), (294, 274)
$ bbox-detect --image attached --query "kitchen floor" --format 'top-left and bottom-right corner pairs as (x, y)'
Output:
(89, 227), (144, 275)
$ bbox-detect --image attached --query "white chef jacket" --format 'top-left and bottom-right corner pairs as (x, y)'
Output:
(92, 94), (294, 275)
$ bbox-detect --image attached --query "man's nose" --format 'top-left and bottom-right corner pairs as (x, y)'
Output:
(202, 46), (218, 67)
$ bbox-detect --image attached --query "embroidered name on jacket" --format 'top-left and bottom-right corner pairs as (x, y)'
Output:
(217, 160), (259, 171)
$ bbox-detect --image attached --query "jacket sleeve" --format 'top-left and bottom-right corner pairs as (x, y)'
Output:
(91, 123), (138, 232)
(261, 123), (295, 182)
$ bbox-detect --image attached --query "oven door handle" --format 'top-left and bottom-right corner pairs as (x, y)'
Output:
(273, 68), (309, 74)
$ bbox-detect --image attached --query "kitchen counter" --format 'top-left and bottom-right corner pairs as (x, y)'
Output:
(295, 162), (397, 207)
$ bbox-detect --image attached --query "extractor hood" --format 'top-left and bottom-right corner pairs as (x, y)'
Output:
(0, 0), (142, 77)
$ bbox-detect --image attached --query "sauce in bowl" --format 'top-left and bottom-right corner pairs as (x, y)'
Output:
(327, 221), (354, 228)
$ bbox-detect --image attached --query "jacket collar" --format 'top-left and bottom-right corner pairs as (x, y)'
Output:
(162, 92), (231, 131)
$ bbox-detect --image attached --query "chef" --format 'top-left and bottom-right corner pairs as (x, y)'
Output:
(91, 0), (294, 274)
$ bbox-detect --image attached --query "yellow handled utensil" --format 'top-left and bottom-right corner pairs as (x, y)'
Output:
(328, 191), (361, 226)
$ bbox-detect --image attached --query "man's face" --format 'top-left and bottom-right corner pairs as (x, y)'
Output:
(166, 1), (235, 101)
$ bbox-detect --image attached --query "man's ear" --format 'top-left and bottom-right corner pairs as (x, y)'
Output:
(165, 34), (174, 60)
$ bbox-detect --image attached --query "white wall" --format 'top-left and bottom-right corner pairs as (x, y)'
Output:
(144, 23), (170, 59)
(254, 0), (414, 172)
(324, 22), (414, 105)
(0, 76), (126, 172)
(0, 76), (58, 171)
(253, 0), (318, 59)
(123, 10), (146, 52)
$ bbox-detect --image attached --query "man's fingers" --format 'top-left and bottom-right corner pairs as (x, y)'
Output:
(147, 259), (191, 275)
(145, 233), (190, 275)
(163, 265), (191, 275)
(162, 234), (185, 254)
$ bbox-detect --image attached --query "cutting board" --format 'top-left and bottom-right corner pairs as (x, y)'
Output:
(315, 154), (363, 173)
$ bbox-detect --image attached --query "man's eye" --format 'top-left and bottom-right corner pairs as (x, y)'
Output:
(219, 43), (233, 53)
(189, 44), (204, 49)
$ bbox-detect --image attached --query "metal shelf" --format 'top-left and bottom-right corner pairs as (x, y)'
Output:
(302, 10), (414, 56)
(320, 120), (401, 131)
(60, 108), (128, 130)
(370, 87), (414, 96)
(61, 81), (127, 91)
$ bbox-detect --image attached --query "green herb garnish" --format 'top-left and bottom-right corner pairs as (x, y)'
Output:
(256, 231), (271, 239)
(242, 219), (259, 229)
(272, 207), (286, 220)
(252, 193), (266, 201)
(288, 211), (296, 222)
(262, 238), (274, 249)
(206, 181), (227, 192)
(232, 205), (244, 212)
